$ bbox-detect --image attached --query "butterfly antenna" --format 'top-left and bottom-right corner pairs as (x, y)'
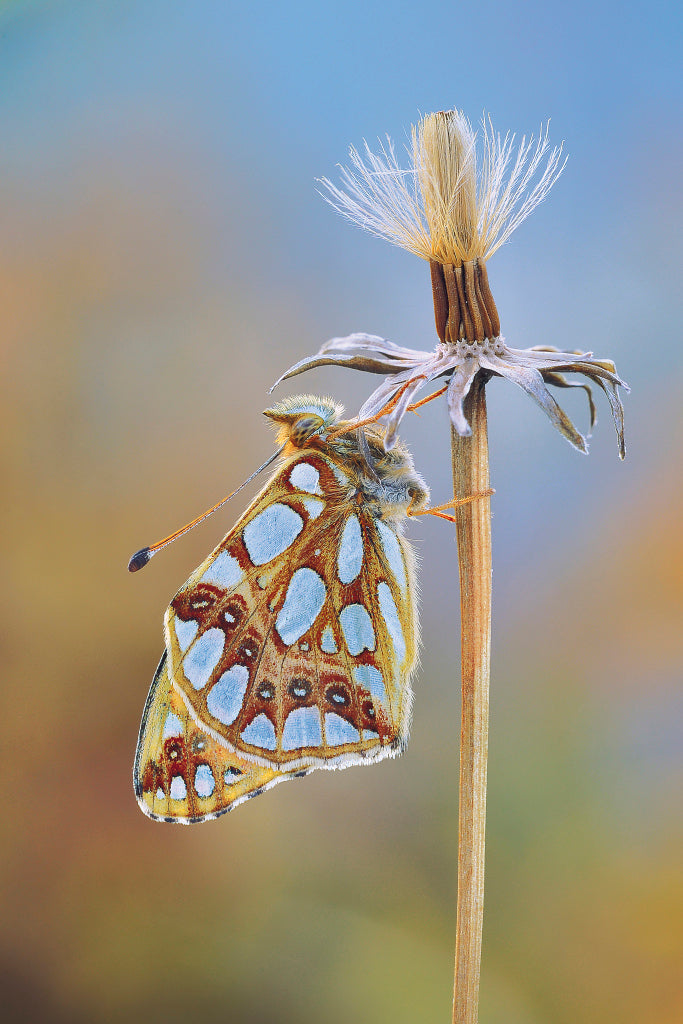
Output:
(128, 444), (286, 572)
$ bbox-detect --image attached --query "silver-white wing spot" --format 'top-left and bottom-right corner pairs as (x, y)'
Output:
(376, 519), (407, 596)
(377, 581), (406, 664)
(301, 497), (324, 519)
(353, 665), (386, 703)
(325, 712), (360, 745)
(282, 707), (323, 750)
(289, 462), (321, 494)
(243, 503), (304, 565)
(320, 625), (338, 654)
(337, 514), (363, 584)
(241, 714), (277, 750)
(339, 603), (376, 655)
(170, 776), (187, 801)
(194, 764), (215, 798)
(206, 664), (249, 725)
(162, 712), (183, 739)
(275, 568), (326, 645)
(200, 551), (243, 589)
(183, 628), (225, 690)
(174, 617), (199, 653)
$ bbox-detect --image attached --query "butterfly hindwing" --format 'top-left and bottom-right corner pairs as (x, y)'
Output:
(163, 448), (418, 771)
(134, 651), (298, 823)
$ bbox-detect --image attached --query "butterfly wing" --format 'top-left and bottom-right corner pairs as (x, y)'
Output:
(134, 651), (300, 822)
(163, 448), (419, 773)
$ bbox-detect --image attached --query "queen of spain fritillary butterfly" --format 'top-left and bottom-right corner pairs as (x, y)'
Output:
(133, 394), (431, 823)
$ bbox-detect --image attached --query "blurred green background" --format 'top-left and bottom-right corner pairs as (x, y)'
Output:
(1, 2), (681, 1022)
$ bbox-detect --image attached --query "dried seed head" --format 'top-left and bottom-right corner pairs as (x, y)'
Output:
(415, 110), (478, 264)
(319, 108), (566, 266)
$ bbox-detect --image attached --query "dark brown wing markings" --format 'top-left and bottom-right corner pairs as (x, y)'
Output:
(324, 601), (383, 739)
(134, 652), (289, 822)
(164, 447), (410, 765)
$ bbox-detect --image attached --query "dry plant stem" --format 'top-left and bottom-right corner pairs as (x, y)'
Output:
(450, 375), (492, 1024)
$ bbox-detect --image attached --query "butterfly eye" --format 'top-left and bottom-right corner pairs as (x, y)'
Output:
(257, 682), (275, 701)
(325, 684), (351, 708)
(191, 734), (207, 754)
(224, 766), (244, 783)
(288, 678), (312, 701)
(290, 415), (324, 447)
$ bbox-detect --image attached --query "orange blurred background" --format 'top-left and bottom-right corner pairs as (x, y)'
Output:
(0, 2), (681, 1022)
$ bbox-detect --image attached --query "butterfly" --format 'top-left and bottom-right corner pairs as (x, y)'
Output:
(133, 393), (432, 823)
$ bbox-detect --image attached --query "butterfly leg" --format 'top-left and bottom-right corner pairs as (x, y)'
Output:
(406, 383), (449, 413)
(408, 489), (495, 523)
(328, 380), (450, 444)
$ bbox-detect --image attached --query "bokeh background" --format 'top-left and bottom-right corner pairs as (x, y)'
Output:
(1, 2), (681, 1022)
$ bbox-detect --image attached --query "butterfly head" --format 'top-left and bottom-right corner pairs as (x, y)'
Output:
(265, 393), (429, 518)
(264, 395), (344, 448)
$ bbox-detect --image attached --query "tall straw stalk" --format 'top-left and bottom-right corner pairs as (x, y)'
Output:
(451, 380), (491, 1022)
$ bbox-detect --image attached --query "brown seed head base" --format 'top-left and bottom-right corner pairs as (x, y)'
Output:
(430, 259), (501, 345)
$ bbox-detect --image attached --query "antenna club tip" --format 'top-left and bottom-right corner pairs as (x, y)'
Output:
(128, 547), (152, 572)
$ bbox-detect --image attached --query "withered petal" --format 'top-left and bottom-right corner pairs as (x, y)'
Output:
(447, 358), (480, 437)
(384, 376), (428, 449)
(590, 376), (627, 459)
(269, 351), (401, 390)
(541, 371), (597, 435)
(504, 345), (628, 389)
(357, 370), (420, 421)
(565, 359), (628, 389)
(317, 333), (427, 360)
(479, 354), (589, 453)
(269, 333), (427, 391)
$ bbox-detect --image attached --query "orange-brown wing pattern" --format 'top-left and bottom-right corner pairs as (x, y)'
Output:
(163, 449), (419, 772)
(133, 652), (296, 823)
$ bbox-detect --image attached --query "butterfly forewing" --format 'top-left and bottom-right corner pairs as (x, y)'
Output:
(163, 448), (417, 771)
